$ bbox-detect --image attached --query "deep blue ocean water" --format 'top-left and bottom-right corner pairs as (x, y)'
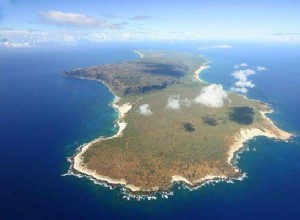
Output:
(0, 42), (299, 219)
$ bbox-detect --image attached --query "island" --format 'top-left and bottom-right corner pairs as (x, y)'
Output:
(65, 51), (292, 194)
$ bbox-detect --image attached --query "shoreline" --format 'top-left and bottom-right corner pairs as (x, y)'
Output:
(194, 62), (210, 84)
(66, 55), (294, 196)
(71, 92), (140, 191)
(133, 50), (144, 59)
(226, 105), (293, 172)
(193, 62), (293, 166)
(69, 76), (293, 195)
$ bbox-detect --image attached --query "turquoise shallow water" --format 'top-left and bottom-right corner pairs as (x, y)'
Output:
(0, 42), (299, 219)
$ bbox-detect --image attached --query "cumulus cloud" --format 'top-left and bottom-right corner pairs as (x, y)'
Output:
(257, 66), (267, 71)
(167, 95), (181, 110)
(231, 69), (256, 81)
(195, 84), (229, 108)
(198, 44), (232, 50)
(230, 69), (256, 93)
(234, 63), (248, 69)
(234, 80), (255, 88)
(138, 104), (153, 116)
(39, 11), (121, 29)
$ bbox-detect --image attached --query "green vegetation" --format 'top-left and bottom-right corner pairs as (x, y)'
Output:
(68, 51), (283, 192)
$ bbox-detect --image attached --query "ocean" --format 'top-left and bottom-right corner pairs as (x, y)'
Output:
(0, 42), (299, 219)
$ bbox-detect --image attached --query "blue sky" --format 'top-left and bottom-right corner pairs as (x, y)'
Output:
(1, 0), (300, 46)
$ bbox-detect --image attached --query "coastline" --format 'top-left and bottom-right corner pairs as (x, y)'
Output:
(194, 62), (210, 84)
(227, 125), (292, 166)
(168, 66), (293, 190)
(67, 55), (293, 196)
(71, 93), (141, 191)
(194, 63), (293, 167)
(133, 50), (144, 59)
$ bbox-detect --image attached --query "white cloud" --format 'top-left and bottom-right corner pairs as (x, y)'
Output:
(195, 84), (229, 108)
(232, 69), (256, 82)
(138, 104), (153, 116)
(0, 40), (31, 48)
(0, 28), (120, 45)
(167, 95), (181, 110)
(39, 11), (119, 29)
(198, 44), (232, 50)
(273, 33), (300, 42)
(230, 69), (257, 93)
(257, 66), (267, 71)
(234, 63), (248, 69)
(8, 42), (31, 48)
(0, 28), (240, 44)
(230, 87), (248, 94)
(234, 80), (255, 88)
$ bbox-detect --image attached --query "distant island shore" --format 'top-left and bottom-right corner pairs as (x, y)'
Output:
(65, 50), (292, 195)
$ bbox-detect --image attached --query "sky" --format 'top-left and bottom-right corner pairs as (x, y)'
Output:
(1, 0), (300, 47)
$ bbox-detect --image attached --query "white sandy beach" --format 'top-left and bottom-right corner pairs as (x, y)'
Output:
(170, 114), (292, 188)
(170, 62), (294, 187)
(72, 99), (144, 192)
(72, 98), (292, 193)
(194, 63), (210, 83)
(133, 50), (144, 59)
